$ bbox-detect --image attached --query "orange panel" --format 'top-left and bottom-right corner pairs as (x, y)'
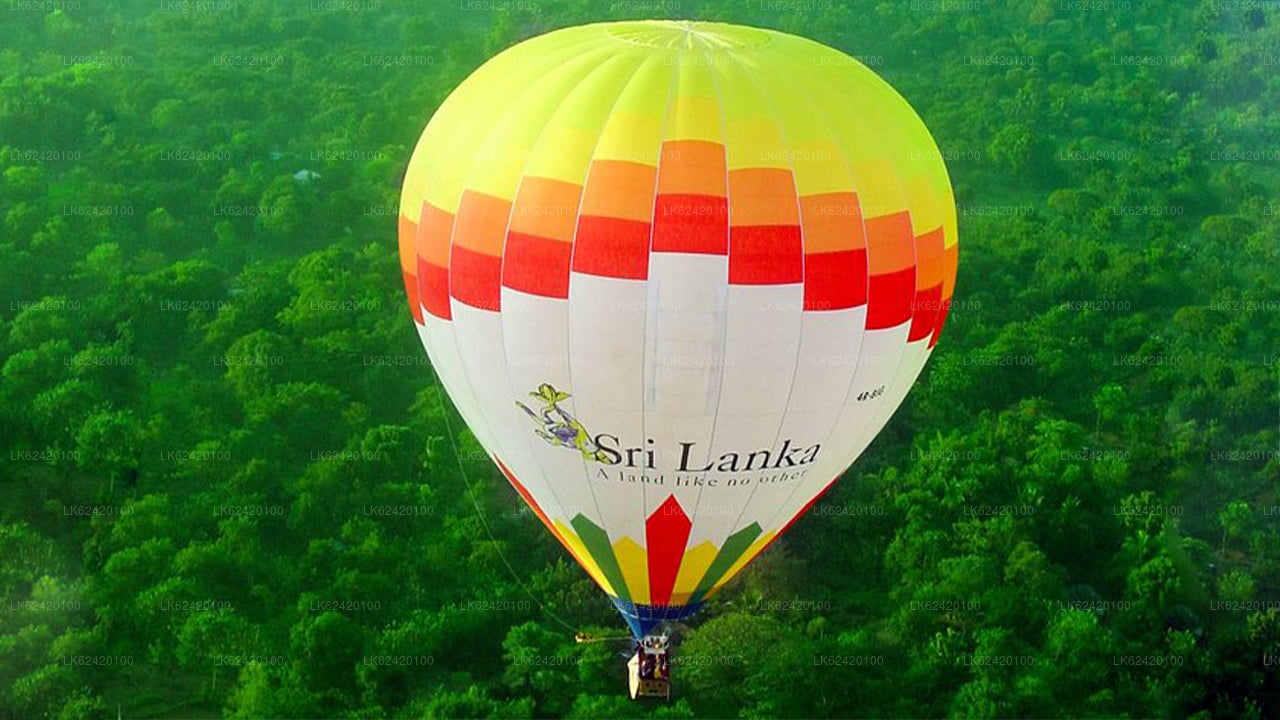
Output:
(580, 160), (658, 222)
(402, 269), (423, 324)
(509, 176), (582, 243)
(452, 190), (511, 256)
(914, 227), (945, 290)
(656, 140), (727, 197)
(398, 214), (418, 274)
(799, 192), (864, 254)
(941, 241), (959, 298)
(727, 168), (800, 226)
(419, 202), (456, 268)
(865, 211), (915, 275)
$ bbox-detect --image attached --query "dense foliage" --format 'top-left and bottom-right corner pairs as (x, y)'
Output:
(1, 1), (1278, 718)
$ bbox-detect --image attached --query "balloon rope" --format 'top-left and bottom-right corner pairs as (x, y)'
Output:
(431, 377), (583, 636)
(575, 635), (633, 644)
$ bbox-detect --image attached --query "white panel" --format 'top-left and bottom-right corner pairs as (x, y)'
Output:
(867, 339), (932, 442)
(758, 322), (911, 532)
(446, 302), (579, 529)
(642, 253), (728, 542)
(727, 306), (867, 536)
(566, 273), (650, 546)
(684, 283), (803, 547)
(498, 288), (603, 527)
(418, 317), (499, 455)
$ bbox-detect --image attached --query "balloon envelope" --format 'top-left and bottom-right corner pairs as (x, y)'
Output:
(398, 21), (958, 636)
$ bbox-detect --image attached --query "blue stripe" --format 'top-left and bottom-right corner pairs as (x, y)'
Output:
(611, 598), (703, 637)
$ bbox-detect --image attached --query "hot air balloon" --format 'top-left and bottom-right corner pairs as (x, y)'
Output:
(397, 20), (958, 697)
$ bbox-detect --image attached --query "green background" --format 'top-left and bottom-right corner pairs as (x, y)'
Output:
(1, 0), (1278, 718)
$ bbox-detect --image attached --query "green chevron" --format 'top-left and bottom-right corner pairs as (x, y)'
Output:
(571, 513), (631, 603)
(688, 522), (763, 605)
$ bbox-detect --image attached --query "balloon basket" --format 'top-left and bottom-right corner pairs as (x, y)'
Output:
(627, 634), (672, 701)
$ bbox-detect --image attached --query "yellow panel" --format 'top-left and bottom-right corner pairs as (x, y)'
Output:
(707, 530), (776, 596)
(906, 172), (943, 236)
(613, 49), (675, 116)
(782, 39), (956, 247)
(713, 55), (787, 171)
(761, 41), (909, 220)
(613, 536), (651, 605)
(665, 57), (722, 143)
(788, 137), (851, 198)
(739, 50), (852, 197)
(851, 158), (907, 220)
(713, 52), (764, 122)
(596, 110), (664, 166)
(405, 20), (955, 257)
(467, 49), (643, 200)
(399, 26), (598, 219)
(669, 540), (717, 604)
(725, 117), (788, 171)
(555, 520), (617, 597)
(519, 125), (599, 187)
(520, 48), (651, 185)
(944, 197), (958, 249)
(594, 52), (673, 166)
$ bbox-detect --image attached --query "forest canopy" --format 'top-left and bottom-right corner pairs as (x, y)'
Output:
(1, 1), (1278, 718)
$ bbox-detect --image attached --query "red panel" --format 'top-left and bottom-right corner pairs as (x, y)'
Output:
(803, 249), (867, 311)
(929, 296), (952, 348)
(449, 245), (502, 311)
(729, 224), (803, 285)
(653, 194), (729, 254)
(503, 232), (571, 299)
(645, 495), (692, 607)
(418, 259), (451, 320)
(402, 269), (423, 324)
(909, 283), (943, 341)
(866, 267), (915, 329)
(571, 215), (651, 279)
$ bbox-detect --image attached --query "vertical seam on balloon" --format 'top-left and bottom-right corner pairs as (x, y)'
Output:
(680, 43), (735, 598)
(424, 34), (605, 458)
(785, 45), (926, 535)
(417, 30), (602, 322)
(703, 45), (814, 558)
(508, 50), (644, 587)
(445, 41), (620, 573)
(415, 29), (622, 621)
(934, 157), (960, 345)
(412, 199), (437, 322)
(745, 41), (883, 538)
(818, 62), (922, 485)
(755, 47), (890, 534)
(866, 193), (940, 440)
(867, 115), (948, 425)
(481, 39), (630, 551)
(638, 48), (681, 626)
(559, 52), (654, 603)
